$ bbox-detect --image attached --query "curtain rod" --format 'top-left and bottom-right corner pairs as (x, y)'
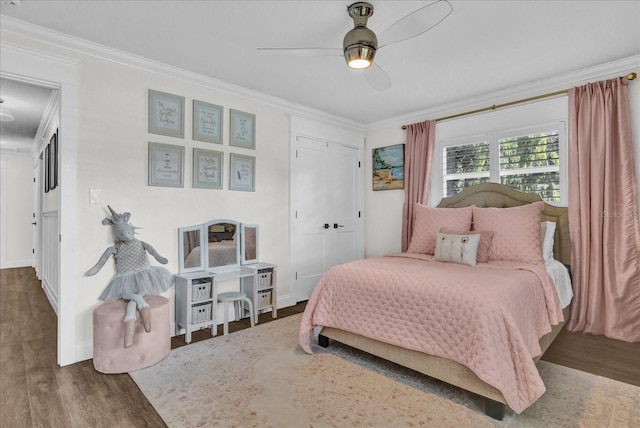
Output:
(401, 72), (637, 130)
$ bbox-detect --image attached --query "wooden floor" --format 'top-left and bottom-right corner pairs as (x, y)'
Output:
(1, 267), (638, 427)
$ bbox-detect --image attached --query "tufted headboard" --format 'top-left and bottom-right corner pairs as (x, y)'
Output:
(437, 183), (570, 265)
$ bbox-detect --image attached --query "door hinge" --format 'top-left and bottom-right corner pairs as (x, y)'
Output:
(358, 211), (361, 218)
(295, 272), (298, 280)
(358, 161), (361, 168)
(32, 249), (35, 254)
(33, 177), (36, 183)
(59, 234), (61, 243)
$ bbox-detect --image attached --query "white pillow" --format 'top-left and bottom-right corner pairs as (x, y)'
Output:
(433, 233), (481, 266)
(540, 221), (556, 264)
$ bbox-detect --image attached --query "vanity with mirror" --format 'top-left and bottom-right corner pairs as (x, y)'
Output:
(175, 219), (276, 343)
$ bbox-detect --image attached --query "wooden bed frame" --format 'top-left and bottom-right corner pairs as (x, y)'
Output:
(318, 183), (571, 420)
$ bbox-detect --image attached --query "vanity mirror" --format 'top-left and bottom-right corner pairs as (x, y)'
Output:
(178, 224), (206, 273)
(241, 224), (259, 265)
(178, 219), (259, 273)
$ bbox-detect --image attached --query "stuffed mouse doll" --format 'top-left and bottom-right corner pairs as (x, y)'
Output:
(86, 206), (174, 348)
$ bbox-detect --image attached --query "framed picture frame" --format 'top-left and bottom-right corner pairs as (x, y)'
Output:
(193, 100), (223, 144)
(229, 153), (255, 192)
(44, 144), (50, 193)
(148, 89), (185, 138)
(372, 143), (404, 191)
(50, 130), (58, 190)
(148, 142), (184, 187)
(229, 109), (256, 150)
(193, 148), (223, 189)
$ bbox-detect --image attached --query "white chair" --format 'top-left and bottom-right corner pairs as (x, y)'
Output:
(217, 291), (255, 335)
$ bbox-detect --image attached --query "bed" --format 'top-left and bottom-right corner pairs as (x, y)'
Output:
(299, 183), (572, 420)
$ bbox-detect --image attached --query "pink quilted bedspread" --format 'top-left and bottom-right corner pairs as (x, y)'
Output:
(299, 253), (563, 414)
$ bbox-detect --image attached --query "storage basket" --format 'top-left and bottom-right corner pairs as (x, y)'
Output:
(257, 290), (272, 308)
(191, 302), (212, 324)
(191, 281), (212, 302)
(256, 271), (272, 290)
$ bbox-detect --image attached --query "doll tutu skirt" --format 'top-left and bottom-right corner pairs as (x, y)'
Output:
(99, 266), (174, 301)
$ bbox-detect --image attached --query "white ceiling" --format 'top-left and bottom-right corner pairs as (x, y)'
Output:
(0, 0), (639, 144)
(0, 77), (56, 152)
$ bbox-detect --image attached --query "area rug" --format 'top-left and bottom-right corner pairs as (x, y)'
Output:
(130, 314), (639, 427)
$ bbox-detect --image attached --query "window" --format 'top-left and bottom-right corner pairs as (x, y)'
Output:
(440, 124), (566, 203)
(499, 131), (560, 202)
(443, 141), (490, 196)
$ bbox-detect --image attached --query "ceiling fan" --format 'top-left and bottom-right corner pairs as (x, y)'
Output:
(257, 1), (453, 91)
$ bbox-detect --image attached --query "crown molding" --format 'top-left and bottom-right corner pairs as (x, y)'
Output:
(2, 16), (636, 134)
(0, 16), (365, 133)
(368, 54), (640, 131)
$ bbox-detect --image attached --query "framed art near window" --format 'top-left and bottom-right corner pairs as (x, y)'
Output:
(229, 153), (255, 192)
(193, 100), (223, 144)
(148, 90), (185, 138)
(193, 148), (223, 189)
(372, 143), (404, 191)
(148, 142), (184, 187)
(229, 109), (256, 149)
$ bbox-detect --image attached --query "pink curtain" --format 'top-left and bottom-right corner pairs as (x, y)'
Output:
(401, 120), (436, 251)
(567, 77), (640, 342)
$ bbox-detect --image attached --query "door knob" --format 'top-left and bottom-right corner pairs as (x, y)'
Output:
(334, 223), (344, 229)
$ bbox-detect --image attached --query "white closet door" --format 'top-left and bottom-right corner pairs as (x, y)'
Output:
(327, 143), (360, 269)
(291, 135), (362, 302)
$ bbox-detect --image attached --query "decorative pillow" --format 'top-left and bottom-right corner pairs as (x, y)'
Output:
(433, 233), (481, 266)
(472, 202), (545, 264)
(407, 205), (473, 255)
(540, 221), (556, 264)
(441, 229), (494, 263)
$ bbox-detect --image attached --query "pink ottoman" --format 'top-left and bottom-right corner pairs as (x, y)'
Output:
(93, 295), (170, 374)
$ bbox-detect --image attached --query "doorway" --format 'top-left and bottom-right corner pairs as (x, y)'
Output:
(2, 42), (80, 366)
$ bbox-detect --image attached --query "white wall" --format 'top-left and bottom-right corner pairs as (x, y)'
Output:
(0, 152), (33, 268)
(365, 64), (640, 258)
(71, 59), (295, 351)
(0, 30), (361, 362)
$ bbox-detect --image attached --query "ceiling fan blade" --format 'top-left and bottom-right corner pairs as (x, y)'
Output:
(377, 0), (453, 48)
(363, 63), (391, 91)
(257, 48), (343, 57)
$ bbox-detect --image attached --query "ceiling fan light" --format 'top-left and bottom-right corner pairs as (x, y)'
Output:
(344, 44), (376, 69)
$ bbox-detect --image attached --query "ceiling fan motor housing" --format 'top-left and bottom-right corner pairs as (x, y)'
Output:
(344, 2), (377, 69)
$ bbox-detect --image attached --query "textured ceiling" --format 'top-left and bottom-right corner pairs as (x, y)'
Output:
(1, 0), (639, 146)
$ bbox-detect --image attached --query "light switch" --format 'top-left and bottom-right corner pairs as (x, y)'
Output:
(90, 188), (101, 204)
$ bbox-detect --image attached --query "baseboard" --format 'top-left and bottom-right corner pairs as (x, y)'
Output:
(277, 293), (295, 309)
(77, 295), (298, 364)
(77, 341), (93, 363)
(41, 279), (59, 316)
(0, 260), (33, 269)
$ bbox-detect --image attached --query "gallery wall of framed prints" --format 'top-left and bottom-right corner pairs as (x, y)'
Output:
(147, 89), (256, 192)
